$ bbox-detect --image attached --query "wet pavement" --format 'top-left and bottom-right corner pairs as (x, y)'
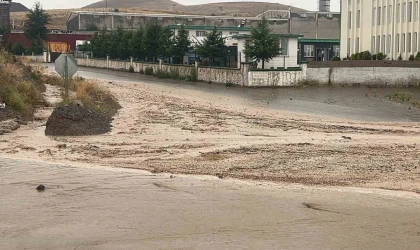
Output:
(49, 64), (420, 123)
(1, 157), (420, 250)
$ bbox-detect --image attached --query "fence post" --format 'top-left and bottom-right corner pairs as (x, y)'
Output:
(130, 56), (134, 67)
(195, 60), (200, 80)
(106, 55), (110, 69)
(159, 59), (163, 72)
(241, 63), (251, 86)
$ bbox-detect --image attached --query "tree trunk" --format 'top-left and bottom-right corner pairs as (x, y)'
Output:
(262, 60), (265, 69)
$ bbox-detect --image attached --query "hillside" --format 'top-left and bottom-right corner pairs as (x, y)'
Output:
(10, 2), (29, 12)
(84, 0), (181, 9)
(84, 0), (305, 16)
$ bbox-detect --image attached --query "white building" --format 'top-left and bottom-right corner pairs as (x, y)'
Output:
(226, 34), (301, 69)
(341, 0), (420, 60)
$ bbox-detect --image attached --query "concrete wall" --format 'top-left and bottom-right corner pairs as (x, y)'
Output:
(307, 66), (420, 85)
(248, 68), (305, 87)
(77, 57), (304, 87)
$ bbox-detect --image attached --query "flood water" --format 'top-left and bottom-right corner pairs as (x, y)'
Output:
(1, 157), (419, 249)
(59, 65), (420, 122)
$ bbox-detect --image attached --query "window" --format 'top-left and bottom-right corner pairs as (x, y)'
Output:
(408, 33), (412, 53)
(408, 2), (413, 22)
(403, 3), (406, 22)
(196, 31), (207, 37)
(397, 4), (401, 23)
(378, 7), (381, 25)
(333, 45), (340, 57)
(387, 35), (392, 54)
(389, 5), (392, 24)
(414, 32), (418, 52)
(373, 7), (376, 26)
(372, 36), (376, 53)
(415, 1), (419, 21)
(382, 35), (386, 52)
(357, 10), (361, 28)
(377, 35), (381, 54)
(402, 33), (406, 52)
(304, 45), (314, 57)
(356, 37), (360, 53)
(348, 38), (351, 55)
(383, 6), (386, 25)
(349, 11), (352, 29)
(396, 34), (400, 53)
(280, 38), (288, 55)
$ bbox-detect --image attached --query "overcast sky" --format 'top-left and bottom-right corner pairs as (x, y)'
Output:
(15, 0), (340, 12)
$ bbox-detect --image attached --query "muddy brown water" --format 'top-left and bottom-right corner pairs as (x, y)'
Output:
(1, 157), (419, 249)
(48, 64), (420, 122)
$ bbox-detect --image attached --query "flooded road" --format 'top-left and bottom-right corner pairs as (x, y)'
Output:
(1, 157), (419, 250)
(60, 65), (420, 122)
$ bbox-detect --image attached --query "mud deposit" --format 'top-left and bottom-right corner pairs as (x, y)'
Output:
(1, 158), (419, 250)
(45, 103), (111, 136)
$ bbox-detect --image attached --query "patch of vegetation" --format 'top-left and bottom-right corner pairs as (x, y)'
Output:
(331, 56), (341, 61)
(186, 68), (198, 82)
(225, 82), (235, 87)
(128, 65), (135, 73)
(298, 79), (321, 87)
(62, 79), (121, 118)
(145, 67), (154, 75)
(387, 91), (420, 108)
(0, 50), (47, 120)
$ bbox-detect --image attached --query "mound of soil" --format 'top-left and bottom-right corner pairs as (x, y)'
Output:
(45, 103), (112, 136)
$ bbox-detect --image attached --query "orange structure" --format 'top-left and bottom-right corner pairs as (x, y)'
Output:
(49, 42), (70, 53)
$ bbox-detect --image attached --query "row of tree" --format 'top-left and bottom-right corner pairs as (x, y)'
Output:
(86, 17), (282, 68)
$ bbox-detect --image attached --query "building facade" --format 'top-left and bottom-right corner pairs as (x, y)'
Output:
(341, 0), (420, 60)
(299, 38), (340, 62)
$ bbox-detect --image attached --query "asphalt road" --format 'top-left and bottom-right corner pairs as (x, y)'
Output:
(1, 157), (419, 250)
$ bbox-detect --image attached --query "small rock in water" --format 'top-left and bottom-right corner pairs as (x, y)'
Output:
(36, 185), (46, 192)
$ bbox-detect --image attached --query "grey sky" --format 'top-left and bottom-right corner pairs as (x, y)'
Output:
(15, 0), (340, 12)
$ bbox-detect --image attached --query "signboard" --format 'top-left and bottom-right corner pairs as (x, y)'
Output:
(55, 54), (78, 78)
(49, 42), (69, 53)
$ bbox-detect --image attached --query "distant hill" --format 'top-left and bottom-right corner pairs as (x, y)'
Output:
(84, 0), (181, 9)
(84, 0), (305, 17)
(10, 2), (29, 12)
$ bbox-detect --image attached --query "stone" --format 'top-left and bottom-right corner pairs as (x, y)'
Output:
(36, 185), (46, 192)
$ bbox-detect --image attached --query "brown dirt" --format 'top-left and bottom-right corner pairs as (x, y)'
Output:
(0, 79), (419, 193)
(45, 103), (112, 136)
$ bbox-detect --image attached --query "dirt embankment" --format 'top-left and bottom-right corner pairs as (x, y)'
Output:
(45, 103), (112, 136)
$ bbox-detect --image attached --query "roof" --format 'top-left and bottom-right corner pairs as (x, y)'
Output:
(168, 25), (252, 31)
(232, 33), (303, 39)
(299, 38), (340, 43)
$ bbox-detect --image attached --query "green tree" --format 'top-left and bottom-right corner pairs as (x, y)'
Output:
(157, 26), (174, 62)
(91, 28), (110, 58)
(173, 25), (191, 64)
(10, 43), (25, 55)
(143, 23), (162, 62)
(129, 28), (144, 60)
(196, 27), (226, 66)
(117, 29), (133, 60)
(244, 17), (280, 69)
(24, 2), (51, 44)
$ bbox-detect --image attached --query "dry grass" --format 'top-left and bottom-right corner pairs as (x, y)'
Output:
(63, 79), (121, 118)
(0, 51), (47, 120)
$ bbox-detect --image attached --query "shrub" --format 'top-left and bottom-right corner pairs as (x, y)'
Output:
(376, 52), (387, 60)
(186, 68), (197, 82)
(415, 52), (420, 61)
(372, 54), (377, 60)
(398, 54), (403, 61)
(128, 66), (134, 73)
(10, 43), (25, 55)
(409, 55), (415, 61)
(360, 51), (372, 60)
(331, 56), (341, 61)
(225, 82), (235, 87)
(139, 68), (144, 74)
(1, 87), (24, 111)
(145, 67), (153, 75)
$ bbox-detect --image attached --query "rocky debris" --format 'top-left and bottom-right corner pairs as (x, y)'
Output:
(342, 136), (352, 140)
(0, 119), (20, 135)
(36, 185), (45, 192)
(45, 103), (111, 136)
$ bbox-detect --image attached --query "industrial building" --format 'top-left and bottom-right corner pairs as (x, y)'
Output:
(66, 6), (340, 40)
(0, 0), (11, 30)
(341, 0), (420, 60)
